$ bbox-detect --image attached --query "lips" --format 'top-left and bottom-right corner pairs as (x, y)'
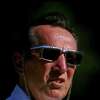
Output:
(47, 78), (65, 89)
(48, 78), (65, 83)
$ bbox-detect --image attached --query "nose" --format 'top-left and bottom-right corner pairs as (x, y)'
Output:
(54, 54), (67, 73)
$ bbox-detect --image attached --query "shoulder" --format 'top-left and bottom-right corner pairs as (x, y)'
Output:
(6, 85), (30, 100)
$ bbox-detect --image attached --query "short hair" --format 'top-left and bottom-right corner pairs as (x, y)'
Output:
(31, 12), (68, 28)
(30, 12), (77, 39)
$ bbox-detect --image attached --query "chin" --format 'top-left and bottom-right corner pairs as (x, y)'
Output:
(46, 89), (65, 100)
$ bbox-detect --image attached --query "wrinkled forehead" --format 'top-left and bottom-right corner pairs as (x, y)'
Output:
(29, 25), (77, 50)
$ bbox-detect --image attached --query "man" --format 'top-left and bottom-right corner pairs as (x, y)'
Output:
(6, 12), (82, 100)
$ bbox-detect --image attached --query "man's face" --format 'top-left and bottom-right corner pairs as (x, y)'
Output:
(24, 25), (77, 100)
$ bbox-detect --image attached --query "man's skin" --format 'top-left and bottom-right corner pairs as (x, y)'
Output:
(17, 25), (77, 100)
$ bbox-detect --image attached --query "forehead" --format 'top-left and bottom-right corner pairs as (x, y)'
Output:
(29, 25), (77, 50)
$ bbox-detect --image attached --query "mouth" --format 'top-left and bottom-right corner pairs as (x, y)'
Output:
(47, 78), (65, 89)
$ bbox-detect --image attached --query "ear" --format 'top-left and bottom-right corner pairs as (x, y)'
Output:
(13, 52), (24, 74)
(13, 52), (23, 65)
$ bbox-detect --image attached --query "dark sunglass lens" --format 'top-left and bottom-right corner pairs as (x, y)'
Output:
(65, 51), (82, 65)
(43, 48), (60, 61)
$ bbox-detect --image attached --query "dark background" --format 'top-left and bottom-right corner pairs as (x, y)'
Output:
(1, 0), (100, 100)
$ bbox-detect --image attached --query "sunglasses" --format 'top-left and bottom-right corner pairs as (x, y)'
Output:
(30, 45), (83, 66)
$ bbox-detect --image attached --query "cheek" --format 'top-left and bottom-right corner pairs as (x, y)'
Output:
(24, 60), (51, 85)
(67, 67), (76, 80)
(41, 62), (53, 83)
(64, 68), (76, 93)
(24, 61), (43, 84)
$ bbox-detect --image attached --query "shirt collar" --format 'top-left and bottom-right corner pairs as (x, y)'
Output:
(6, 84), (30, 100)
